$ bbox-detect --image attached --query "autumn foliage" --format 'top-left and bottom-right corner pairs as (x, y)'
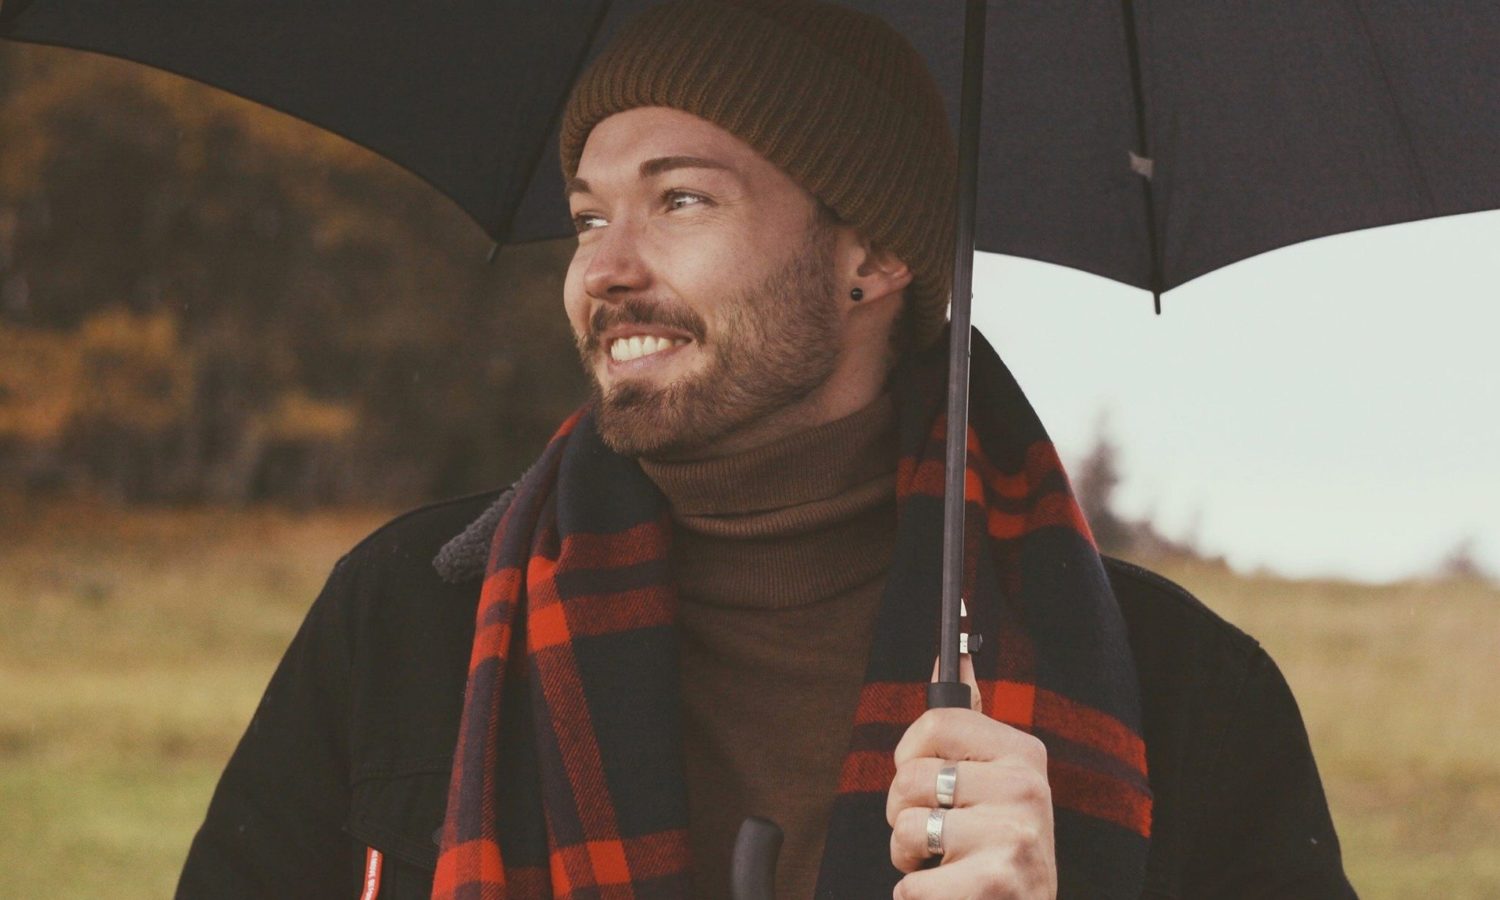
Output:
(0, 43), (586, 504)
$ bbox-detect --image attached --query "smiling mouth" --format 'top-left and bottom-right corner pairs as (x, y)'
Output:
(608, 334), (691, 363)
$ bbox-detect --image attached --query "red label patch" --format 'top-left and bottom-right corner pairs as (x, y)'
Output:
(360, 847), (383, 900)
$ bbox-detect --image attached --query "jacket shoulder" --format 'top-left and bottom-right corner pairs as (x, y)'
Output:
(1103, 556), (1261, 669)
(1101, 555), (1266, 772)
(334, 489), (505, 583)
(1104, 555), (1254, 637)
(318, 491), (501, 772)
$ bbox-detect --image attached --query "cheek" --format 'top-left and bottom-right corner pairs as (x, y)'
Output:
(647, 235), (742, 319)
(562, 255), (589, 336)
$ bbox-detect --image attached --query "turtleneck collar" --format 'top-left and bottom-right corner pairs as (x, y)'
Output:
(639, 393), (898, 536)
(637, 394), (898, 609)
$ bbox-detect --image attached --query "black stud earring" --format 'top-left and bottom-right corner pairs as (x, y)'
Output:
(850, 287), (864, 302)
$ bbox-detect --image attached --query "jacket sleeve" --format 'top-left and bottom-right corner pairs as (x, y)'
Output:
(176, 557), (358, 899)
(1184, 647), (1358, 899)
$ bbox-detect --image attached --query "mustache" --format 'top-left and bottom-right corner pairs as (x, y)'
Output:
(581, 298), (709, 353)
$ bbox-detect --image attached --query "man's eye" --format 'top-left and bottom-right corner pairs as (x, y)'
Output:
(572, 213), (606, 233)
(665, 190), (706, 210)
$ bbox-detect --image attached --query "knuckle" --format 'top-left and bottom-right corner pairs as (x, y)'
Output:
(972, 853), (1010, 892)
(888, 827), (918, 873)
(999, 814), (1053, 864)
(895, 804), (928, 836)
(886, 765), (925, 825)
(1025, 734), (1049, 766)
(1011, 821), (1043, 850)
(1018, 769), (1051, 805)
(919, 708), (954, 735)
(984, 869), (1009, 894)
(911, 709), (940, 742)
(892, 762), (922, 798)
(936, 707), (967, 730)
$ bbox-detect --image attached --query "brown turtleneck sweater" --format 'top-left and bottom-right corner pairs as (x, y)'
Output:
(639, 396), (899, 900)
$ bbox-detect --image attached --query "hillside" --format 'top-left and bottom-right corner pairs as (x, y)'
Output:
(1, 499), (1495, 897)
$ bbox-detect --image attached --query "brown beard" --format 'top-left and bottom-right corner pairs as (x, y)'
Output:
(577, 223), (842, 459)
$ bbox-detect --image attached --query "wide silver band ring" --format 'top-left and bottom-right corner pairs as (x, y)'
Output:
(935, 764), (958, 809)
(925, 807), (947, 856)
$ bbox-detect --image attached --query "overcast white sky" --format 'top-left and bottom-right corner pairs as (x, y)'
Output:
(972, 209), (1500, 584)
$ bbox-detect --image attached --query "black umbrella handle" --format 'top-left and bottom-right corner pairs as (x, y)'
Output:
(927, 681), (974, 710)
(730, 816), (783, 900)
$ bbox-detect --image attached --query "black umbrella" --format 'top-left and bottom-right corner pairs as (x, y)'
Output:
(5, 1), (1498, 895)
(6, 1), (1495, 294)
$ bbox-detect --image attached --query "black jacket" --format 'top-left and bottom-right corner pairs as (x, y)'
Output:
(177, 489), (1357, 899)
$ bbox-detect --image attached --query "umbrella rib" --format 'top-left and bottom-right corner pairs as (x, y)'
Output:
(1342, 0), (1438, 215)
(488, 0), (614, 252)
(0, 0), (39, 29)
(1119, 0), (1164, 313)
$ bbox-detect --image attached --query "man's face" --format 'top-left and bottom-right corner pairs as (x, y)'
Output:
(563, 107), (845, 459)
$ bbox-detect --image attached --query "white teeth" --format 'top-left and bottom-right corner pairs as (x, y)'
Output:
(609, 335), (688, 362)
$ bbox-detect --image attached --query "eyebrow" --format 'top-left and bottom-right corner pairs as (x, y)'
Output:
(565, 155), (734, 199)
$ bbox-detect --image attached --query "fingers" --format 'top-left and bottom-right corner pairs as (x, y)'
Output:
(886, 758), (961, 824)
(889, 804), (957, 874)
(928, 653), (982, 712)
(893, 843), (1058, 900)
(893, 853), (992, 899)
(893, 707), (1047, 769)
(886, 758), (1041, 825)
(886, 761), (1053, 866)
(888, 803), (1052, 876)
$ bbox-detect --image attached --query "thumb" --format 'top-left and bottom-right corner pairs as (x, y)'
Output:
(929, 653), (982, 714)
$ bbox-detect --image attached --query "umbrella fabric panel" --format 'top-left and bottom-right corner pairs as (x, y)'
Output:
(0, 0), (608, 244)
(504, 0), (663, 247)
(1139, 0), (1500, 291)
(972, 0), (1154, 292)
(1359, 1), (1500, 205)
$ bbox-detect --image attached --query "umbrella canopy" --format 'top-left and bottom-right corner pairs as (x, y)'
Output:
(5, 0), (1496, 300)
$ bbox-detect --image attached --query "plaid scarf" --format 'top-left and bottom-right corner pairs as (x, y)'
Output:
(433, 332), (1151, 899)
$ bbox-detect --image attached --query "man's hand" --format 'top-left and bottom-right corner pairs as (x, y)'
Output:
(884, 658), (1058, 899)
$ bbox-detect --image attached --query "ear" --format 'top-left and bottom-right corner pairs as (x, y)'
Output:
(839, 229), (913, 309)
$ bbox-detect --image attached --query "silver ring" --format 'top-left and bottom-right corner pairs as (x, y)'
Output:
(925, 807), (946, 856)
(935, 764), (958, 809)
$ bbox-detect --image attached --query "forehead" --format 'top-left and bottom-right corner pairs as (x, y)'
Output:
(575, 107), (770, 181)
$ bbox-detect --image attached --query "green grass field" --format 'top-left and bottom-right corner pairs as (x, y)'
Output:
(2, 497), (1497, 898)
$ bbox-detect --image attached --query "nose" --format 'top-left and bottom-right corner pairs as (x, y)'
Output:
(582, 219), (651, 300)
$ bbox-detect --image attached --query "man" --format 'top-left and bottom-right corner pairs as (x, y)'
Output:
(178, 2), (1356, 898)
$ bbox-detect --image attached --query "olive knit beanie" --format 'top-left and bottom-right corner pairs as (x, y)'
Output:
(559, 0), (957, 351)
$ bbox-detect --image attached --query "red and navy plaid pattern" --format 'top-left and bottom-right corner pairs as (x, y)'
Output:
(433, 331), (1150, 899)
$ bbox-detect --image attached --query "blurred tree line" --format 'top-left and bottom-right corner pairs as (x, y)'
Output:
(0, 44), (586, 506)
(1073, 416), (1220, 565)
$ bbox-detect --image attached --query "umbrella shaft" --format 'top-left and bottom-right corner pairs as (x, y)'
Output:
(938, 0), (987, 692)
